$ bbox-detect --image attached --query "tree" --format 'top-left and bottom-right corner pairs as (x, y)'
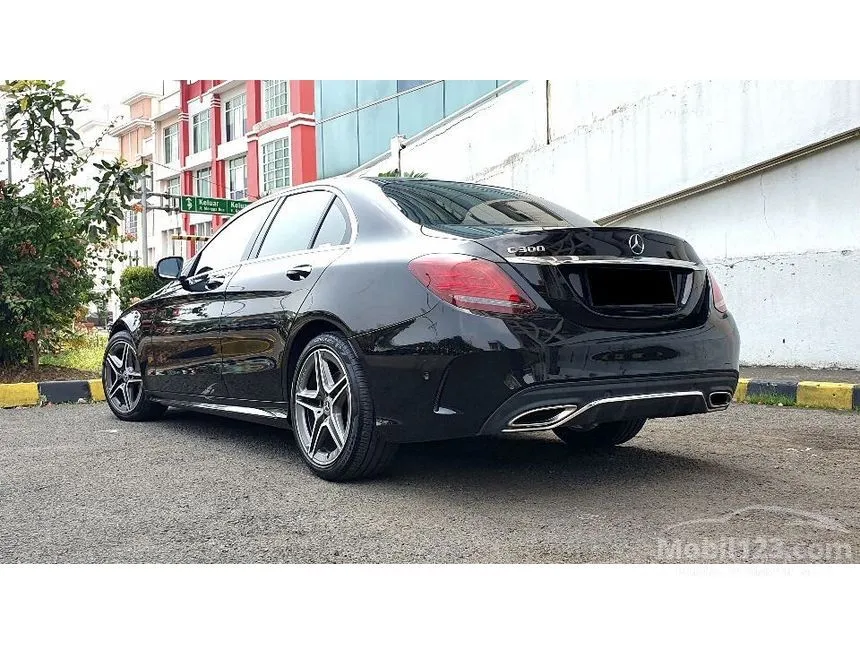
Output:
(0, 80), (146, 370)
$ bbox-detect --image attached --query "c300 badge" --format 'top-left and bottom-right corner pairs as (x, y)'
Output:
(507, 245), (546, 254)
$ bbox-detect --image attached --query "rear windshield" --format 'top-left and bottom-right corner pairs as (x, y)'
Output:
(370, 179), (594, 237)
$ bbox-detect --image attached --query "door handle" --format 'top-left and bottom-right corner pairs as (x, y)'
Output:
(286, 264), (313, 280)
(205, 274), (226, 290)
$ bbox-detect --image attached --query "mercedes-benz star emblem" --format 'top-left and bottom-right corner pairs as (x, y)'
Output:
(628, 233), (646, 255)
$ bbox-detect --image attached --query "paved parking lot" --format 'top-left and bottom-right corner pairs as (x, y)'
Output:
(1, 402), (858, 563)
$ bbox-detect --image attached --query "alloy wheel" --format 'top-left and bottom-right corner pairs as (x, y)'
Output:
(294, 348), (352, 467)
(103, 340), (144, 413)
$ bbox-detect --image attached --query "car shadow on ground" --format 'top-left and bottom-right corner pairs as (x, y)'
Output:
(158, 409), (744, 492)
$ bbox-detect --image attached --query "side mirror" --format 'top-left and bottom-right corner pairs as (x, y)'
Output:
(155, 256), (183, 280)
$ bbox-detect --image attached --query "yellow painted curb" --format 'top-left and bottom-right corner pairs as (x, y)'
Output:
(733, 378), (749, 403)
(88, 379), (106, 402)
(0, 382), (40, 408)
(796, 381), (854, 410)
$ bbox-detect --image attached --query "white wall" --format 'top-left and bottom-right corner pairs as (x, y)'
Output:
(623, 138), (860, 368)
(354, 80), (860, 368)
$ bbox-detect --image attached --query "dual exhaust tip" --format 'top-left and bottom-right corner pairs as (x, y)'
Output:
(508, 404), (578, 430)
(508, 404), (579, 431)
(506, 390), (733, 432)
(708, 390), (732, 409)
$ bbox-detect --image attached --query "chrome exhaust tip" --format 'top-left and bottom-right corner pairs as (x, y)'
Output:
(506, 404), (578, 432)
(708, 391), (732, 409)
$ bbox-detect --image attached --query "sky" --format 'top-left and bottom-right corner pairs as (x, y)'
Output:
(64, 78), (165, 123)
(1, 79), (165, 182)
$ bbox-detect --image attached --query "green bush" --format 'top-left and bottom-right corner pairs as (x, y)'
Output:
(119, 266), (166, 310)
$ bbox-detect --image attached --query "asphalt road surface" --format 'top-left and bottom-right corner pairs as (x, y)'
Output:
(1, 402), (858, 563)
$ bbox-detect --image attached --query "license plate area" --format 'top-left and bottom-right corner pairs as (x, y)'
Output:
(567, 265), (695, 316)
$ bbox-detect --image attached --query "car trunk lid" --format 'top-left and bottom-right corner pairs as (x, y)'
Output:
(472, 227), (710, 332)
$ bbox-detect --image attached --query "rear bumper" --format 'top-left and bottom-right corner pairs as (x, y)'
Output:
(352, 301), (740, 444)
(478, 370), (737, 435)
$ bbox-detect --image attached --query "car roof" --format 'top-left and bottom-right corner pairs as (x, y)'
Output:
(261, 176), (528, 198)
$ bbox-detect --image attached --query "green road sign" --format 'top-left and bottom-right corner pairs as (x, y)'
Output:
(180, 195), (250, 215)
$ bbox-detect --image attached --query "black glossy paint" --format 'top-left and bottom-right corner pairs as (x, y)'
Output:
(110, 178), (740, 442)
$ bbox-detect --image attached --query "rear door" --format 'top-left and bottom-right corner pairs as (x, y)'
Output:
(220, 190), (353, 402)
(145, 199), (278, 398)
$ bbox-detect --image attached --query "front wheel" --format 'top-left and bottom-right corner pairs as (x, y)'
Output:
(102, 331), (166, 421)
(553, 419), (647, 450)
(290, 332), (396, 481)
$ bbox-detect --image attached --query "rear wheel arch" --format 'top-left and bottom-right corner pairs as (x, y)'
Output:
(284, 317), (353, 399)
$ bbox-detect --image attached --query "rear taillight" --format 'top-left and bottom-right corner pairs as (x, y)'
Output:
(708, 270), (727, 313)
(408, 254), (536, 315)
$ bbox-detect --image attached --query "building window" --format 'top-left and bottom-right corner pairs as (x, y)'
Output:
(195, 221), (212, 240)
(192, 111), (210, 154)
(225, 94), (246, 141)
(163, 123), (178, 164)
(397, 80), (432, 92)
(228, 156), (247, 200)
(165, 227), (183, 257)
(165, 176), (180, 195)
(263, 80), (290, 119)
(124, 212), (138, 236)
(262, 138), (291, 193)
(196, 167), (211, 197)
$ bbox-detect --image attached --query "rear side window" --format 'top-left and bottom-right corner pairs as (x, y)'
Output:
(257, 190), (334, 258)
(371, 179), (594, 237)
(312, 198), (351, 248)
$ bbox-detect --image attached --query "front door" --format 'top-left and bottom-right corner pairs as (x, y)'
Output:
(145, 273), (231, 398)
(143, 198), (280, 399)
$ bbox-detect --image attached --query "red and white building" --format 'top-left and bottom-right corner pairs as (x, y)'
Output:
(148, 79), (317, 259)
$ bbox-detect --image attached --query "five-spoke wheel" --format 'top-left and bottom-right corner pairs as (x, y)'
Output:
(290, 333), (396, 480)
(104, 339), (143, 413)
(293, 347), (352, 467)
(102, 331), (166, 421)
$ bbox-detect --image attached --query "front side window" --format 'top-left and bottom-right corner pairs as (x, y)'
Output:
(256, 191), (333, 259)
(192, 111), (210, 154)
(195, 167), (211, 198)
(225, 94), (246, 141)
(228, 156), (247, 200)
(263, 80), (290, 119)
(193, 200), (276, 275)
(262, 138), (291, 194)
(163, 123), (178, 164)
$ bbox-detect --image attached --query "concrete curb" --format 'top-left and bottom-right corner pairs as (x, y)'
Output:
(0, 379), (105, 408)
(734, 378), (860, 411)
(3, 377), (858, 412)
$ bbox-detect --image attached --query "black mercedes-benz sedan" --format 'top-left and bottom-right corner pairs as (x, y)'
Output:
(103, 178), (740, 480)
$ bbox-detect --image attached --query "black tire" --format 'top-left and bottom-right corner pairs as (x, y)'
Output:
(290, 332), (397, 481)
(102, 330), (167, 421)
(553, 418), (647, 450)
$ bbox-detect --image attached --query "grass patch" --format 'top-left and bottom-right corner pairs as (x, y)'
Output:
(41, 331), (107, 373)
(745, 393), (797, 407)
